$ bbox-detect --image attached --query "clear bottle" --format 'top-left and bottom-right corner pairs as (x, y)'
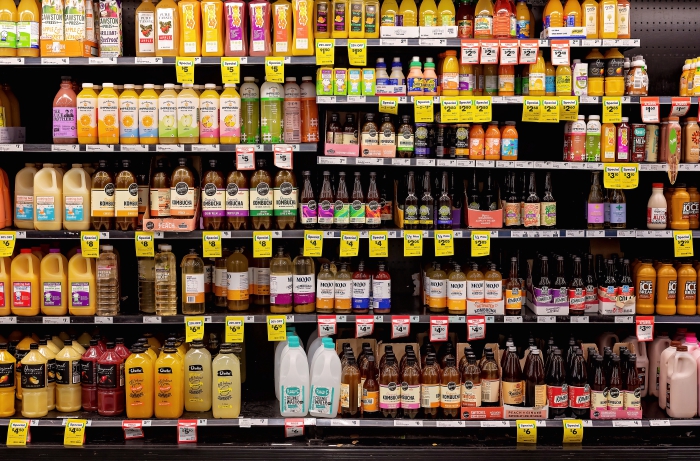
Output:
(181, 249), (205, 314)
(96, 245), (119, 316)
(270, 246), (293, 313)
(155, 244), (177, 316)
(609, 189), (626, 229)
(316, 263), (334, 313)
(334, 263), (352, 314)
(184, 339), (212, 412)
(212, 343), (241, 418)
(226, 248), (249, 311)
(138, 253), (156, 314)
(292, 249), (315, 313)
(334, 172), (350, 229)
(587, 171), (605, 229)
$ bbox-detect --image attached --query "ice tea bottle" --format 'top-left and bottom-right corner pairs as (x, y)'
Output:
(21, 343), (48, 417)
(55, 339), (82, 412)
(227, 248), (250, 311)
(202, 159), (226, 230)
(226, 168), (249, 230)
(212, 343), (241, 418)
(181, 249), (205, 314)
(155, 244), (177, 315)
(184, 339), (212, 412)
(97, 342), (125, 416)
(270, 246), (293, 313)
(250, 159), (273, 230)
(125, 343), (154, 418)
(274, 169), (298, 229)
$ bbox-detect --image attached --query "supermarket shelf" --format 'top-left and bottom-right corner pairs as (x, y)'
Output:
(0, 143), (318, 153)
(317, 95), (697, 104)
(0, 56), (316, 66)
(331, 38), (641, 48)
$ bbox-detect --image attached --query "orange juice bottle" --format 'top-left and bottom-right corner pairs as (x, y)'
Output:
(556, 64), (572, 96)
(441, 50), (459, 96)
(331, 0), (349, 38)
(529, 51), (545, 96)
(563, 0), (581, 26)
(635, 259), (655, 315)
(398, 0), (417, 26)
(292, 0), (315, 55)
(419, 0), (437, 26)
(155, 0), (180, 56)
(348, 0), (364, 37)
(125, 343), (154, 418)
(76, 83), (98, 145)
(469, 124), (484, 159)
(16, 0), (40, 57)
(138, 84), (159, 144)
(314, 0), (330, 38)
(11, 249), (40, 316)
(40, 248), (68, 316)
(484, 122), (501, 160)
(501, 122), (518, 159)
(20, 343), (48, 417)
(655, 261), (677, 316)
(0, 0), (18, 57)
(97, 83), (120, 145)
(119, 84), (140, 144)
(0, 343), (16, 416)
(0, 257), (10, 316)
(178, 0), (201, 56)
(498, 64), (514, 96)
(272, 0), (293, 55)
(545, 60), (556, 96)
(677, 262), (697, 316)
(201, 0), (224, 56)
(154, 341), (184, 418)
(474, 0), (493, 38)
(599, 0), (616, 39)
(68, 250), (96, 316)
(581, 0), (598, 38)
(543, 0), (563, 28)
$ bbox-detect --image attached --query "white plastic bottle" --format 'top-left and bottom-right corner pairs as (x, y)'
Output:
(309, 338), (341, 418)
(283, 77), (301, 143)
(306, 333), (323, 369)
(279, 335), (309, 417)
(62, 164), (91, 231)
(33, 164), (63, 231)
(658, 341), (679, 410)
(375, 58), (389, 85)
(667, 345), (697, 418)
(390, 57), (405, 85)
(648, 333), (671, 397)
(274, 329), (298, 400)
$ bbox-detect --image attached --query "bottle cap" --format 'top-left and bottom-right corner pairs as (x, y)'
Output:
(124, 84), (134, 89)
(30, 343), (38, 350)
(82, 83), (93, 88)
(103, 83), (114, 88)
(205, 83), (216, 89)
(288, 336), (300, 347)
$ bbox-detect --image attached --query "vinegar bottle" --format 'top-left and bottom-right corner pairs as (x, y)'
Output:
(155, 244), (177, 315)
(184, 339), (212, 412)
(181, 249), (205, 314)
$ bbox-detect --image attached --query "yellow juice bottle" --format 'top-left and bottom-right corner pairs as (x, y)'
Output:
(36, 339), (56, 411)
(155, 0), (180, 56)
(363, 0), (379, 38)
(177, 83), (200, 144)
(211, 343), (241, 418)
(40, 249), (68, 316)
(119, 84), (140, 145)
(0, 0), (18, 57)
(68, 250), (96, 316)
(314, 0), (331, 38)
(55, 339), (82, 412)
(20, 343), (48, 417)
(272, 0), (293, 55)
(76, 83), (98, 145)
(398, 0), (417, 27)
(515, 0), (529, 38)
(556, 64), (572, 96)
(599, 0), (616, 38)
(178, 0), (201, 56)
(0, 343), (16, 416)
(680, 59), (690, 96)
(563, 0), (581, 26)
(331, 0), (348, 38)
(419, 0), (437, 26)
(220, 83), (241, 143)
(0, 257), (10, 316)
(201, 0), (223, 56)
(292, 0), (315, 55)
(543, 0), (563, 28)
(380, 0), (398, 27)
(437, 0), (454, 26)
(138, 84), (159, 144)
(348, 0), (364, 38)
(581, 0), (598, 38)
(97, 83), (120, 145)
(159, 83), (179, 144)
(125, 344), (154, 418)
(200, 83), (220, 144)
(16, 0), (40, 57)
(11, 249), (40, 316)
(529, 51), (545, 96)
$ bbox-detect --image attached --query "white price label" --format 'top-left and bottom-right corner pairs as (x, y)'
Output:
(504, 316), (523, 323)
(467, 315), (486, 340)
(86, 145), (114, 153)
(43, 317), (69, 324)
(94, 316), (113, 324)
(236, 147), (256, 170)
(135, 57), (163, 64)
(570, 316), (589, 323)
(0, 144), (22, 151)
(460, 40), (480, 64)
(41, 57), (69, 64)
(615, 316), (634, 324)
(143, 316), (162, 323)
(89, 57), (116, 64)
(649, 420), (670, 427)
(537, 316), (556, 323)
(636, 316), (654, 342)
(640, 97), (660, 123)
(51, 144), (79, 152)
(480, 42), (499, 64)
(122, 421), (144, 440)
(499, 41), (519, 64)
(391, 316), (410, 339)
(611, 420), (641, 427)
(551, 40), (570, 65)
(0, 316), (16, 324)
(519, 40), (539, 64)
(355, 316), (374, 337)
(429, 317), (449, 342)
(273, 145), (294, 169)
(317, 315), (337, 337)
(0, 57), (23, 64)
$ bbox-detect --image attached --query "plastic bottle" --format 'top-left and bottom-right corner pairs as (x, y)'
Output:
(224, 0), (247, 55)
(54, 339), (82, 412)
(20, 343), (48, 417)
(419, 0), (437, 26)
(40, 248), (67, 316)
(300, 76), (319, 142)
(581, 0), (598, 38)
(198, 83), (220, 143)
(543, 0), (563, 27)
(14, 163), (36, 230)
(154, 341), (183, 418)
(16, 0), (39, 57)
(177, 83), (200, 144)
(677, 262), (697, 316)
(11, 249), (39, 316)
(95, 245), (119, 316)
(0, 342), (15, 416)
(183, 339), (212, 412)
(33, 164), (62, 231)
(656, 261), (677, 316)
(501, 121), (518, 159)
(117, 85), (139, 144)
(61, 164), (90, 231)
(52, 76), (77, 144)
(219, 83), (242, 144)
(124, 343), (154, 418)
(473, 0), (493, 38)
(398, 0), (417, 26)
(155, 244), (177, 315)
(212, 343), (241, 418)
(97, 83), (119, 145)
(604, 47), (625, 96)
(441, 50), (459, 96)
(240, 77), (261, 144)
(157, 83), (178, 143)
(308, 338), (341, 417)
(0, 257), (9, 316)
(484, 122), (501, 160)
(459, 62), (474, 96)
(271, 0), (293, 54)
(76, 83), (98, 144)
(34, 339), (55, 411)
(330, 0), (348, 38)
(667, 345), (697, 418)
(66, 250), (96, 316)
(529, 51), (545, 96)
(283, 77), (301, 143)
(423, 59), (438, 95)
(279, 336), (309, 416)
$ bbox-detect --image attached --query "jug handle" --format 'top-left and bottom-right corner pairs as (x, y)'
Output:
(81, 170), (87, 190)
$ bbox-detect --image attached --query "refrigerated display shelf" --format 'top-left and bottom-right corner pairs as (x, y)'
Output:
(317, 95), (693, 104)
(0, 56), (317, 66)
(0, 143), (317, 153)
(330, 38), (641, 48)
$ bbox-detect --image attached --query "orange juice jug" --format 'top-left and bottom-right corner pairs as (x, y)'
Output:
(635, 259), (655, 315)
(154, 342), (184, 418)
(40, 248), (68, 316)
(272, 0), (293, 55)
(15, 336), (36, 399)
(0, 343), (16, 416)
(484, 122), (501, 160)
(656, 261), (677, 316)
(34, 164), (63, 231)
(20, 343), (48, 417)
(529, 51), (545, 96)
(0, 257), (10, 316)
(599, 0), (616, 38)
(201, 0), (224, 56)
(179, 0), (201, 56)
(581, 0), (598, 38)
(563, 0), (581, 26)
(156, 0), (180, 55)
(125, 344), (154, 418)
(77, 83), (98, 145)
(437, 0), (454, 25)
(68, 250), (96, 316)
(36, 339), (55, 410)
(63, 164), (91, 231)
(14, 163), (37, 230)
(441, 50), (459, 96)
(0, 0), (18, 57)
(292, 0), (314, 54)
(119, 84), (140, 144)
(0, 168), (10, 228)
(55, 339), (83, 412)
(543, 0), (563, 28)
(11, 249), (39, 316)
(677, 262), (697, 316)
(16, 0), (40, 57)
(97, 83), (120, 144)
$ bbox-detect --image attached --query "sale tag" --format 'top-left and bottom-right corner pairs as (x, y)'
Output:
(318, 315), (337, 337)
(467, 316), (486, 341)
(122, 421), (144, 440)
(540, 98), (559, 123)
(80, 231), (99, 258)
(673, 230), (694, 257)
(602, 97), (622, 123)
(670, 97), (691, 117)
(6, 419), (30, 446)
(636, 316), (654, 342)
(550, 40), (570, 65)
(185, 316), (205, 343)
(379, 97), (399, 115)
(347, 39), (367, 66)
(340, 231), (360, 257)
(429, 316), (449, 342)
(265, 57), (284, 83)
(0, 231), (16, 257)
(479, 41), (499, 64)
(236, 146), (256, 169)
(202, 231), (222, 258)
(225, 316), (244, 343)
(517, 420), (537, 444)
(267, 315), (287, 341)
(134, 231), (155, 257)
(473, 97), (492, 122)
(391, 316), (410, 339)
(177, 420), (197, 443)
(273, 144), (293, 169)
(562, 420), (583, 444)
(284, 419), (305, 438)
(315, 39), (335, 66)
(253, 231), (273, 258)
(499, 40), (519, 64)
(603, 163), (639, 189)
(471, 231), (490, 257)
(440, 97), (459, 123)
(522, 97), (541, 122)
(434, 230), (454, 256)
(641, 97), (660, 123)
(458, 98), (474, 122)
(559, 97), (579, 121)
(369, 231), (388, 257)
(304, 230), (323, 257)
(460, 40), (480, 64)
(403, 230), (423, 257)
(414, 96), (434, 122)
(356, 315), (374, 338)
(176, 57), (195, 84)
(63, 419), (87, 446)
(519, 40), (539, 64)
(220, 57), (240, 84)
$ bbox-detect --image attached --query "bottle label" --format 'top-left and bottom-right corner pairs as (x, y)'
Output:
(505, 288), (521, 310)
(607, 387), (623, 409)
(590, 389), (607, 410)
(617, 4), (629, 35)
(429, 280), (446, 308)
(458, 18), (473, 38)
(547, 384), (568, 408)
(618, 284), (635, 304)
(440, 381), (460, 409)
(540, 202), (556, 226)
(226, 3), (245, 51)
(447, 280), (466, 310)
(61, 195), (83, 222)
(12, 282), (32, 308)
(635, 279), (653, 299)
(170, 183), (195, 216)
(350, 200), (366, 223)
(115, 184), (139, 217)
(220, 96), (241, 140)
(316, 279), (335, 309)
(225, 272), (249, 301)
(502, 380), (524, 405)
(186, 366), (204, 402)
(225, 184), (248, 217)
(333, 201), (349, 224)
(97, 362), (124, 389)
(177, 94), (200, 139)
(340, 383), (350, 408)
(315, 2), (328, 32)
(419, 204), (434, 226)
(202, 184), (226, 217)
(407, 77), (423, 93)
(363, 200), (380, 224)
(516, 19), (530, 38)
(136, 11), (155, 53)
(15, 195), (34, 221)
(404, 204), (418, 226)
(436, 205), (451, 225)
(474, 15), (492, 38)
(55, 359), (81, 385)
(484, 280), (502, 301)
(684, 280), (697, 301)
(158, 94), (178, 138)
(523, 203), (540, 227)
(352, 278), (370, 310)
(215, 371), (235, 408)
(568, 287), (585, 311)
(281, 385), (305, 414)
(21, 363), (46, 389)
(71, 282), (91, 307)
(459, 380), (481, 407)
(149, 188), (170, 217)
(0, 282), (4, 308)
(481, 378), (500, 403)
(609, 203), (626, 224)
(400, 382), (420, 409)
(334, 2), (346, 31)
(467, 280), (484, 302)
(214, 268), (228, 297)
(273, 183), (298, 217)
(200, 97), (220, 139)
(587, 203), (604, 224)
(250, 182), (274, 217)
(98, 2), (122, 56)
(299, 200), (317, 224)
(184, 274), (205, 304)
(683, 201), (693, 220)
(361, 130), (379, 147)
(623, 388), (640, 410)
(311, 385), (334, 415)
(421, 383), (440, 408)
(53, 107), (77, 139)
(379, 382), (400, 409)
(270, 274), (293, 305)
(334, 279), (351, 300)
(504, 202), (520, 226)
(318, 200), (334, 224)
(41, 281), (62, 307)
(372, 279), (391, 310)
(293, 274), (315, 304)
(533, 383), (547, 407)
(568, 384), (590, 408)
(16, 21), (39, 49)
(0, 362), (14, 388)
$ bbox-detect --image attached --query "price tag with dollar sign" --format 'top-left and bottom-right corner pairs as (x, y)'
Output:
(467, 315), (486, 340)
(369, 231), (388, 257)
(404, 231), (423, 257)
(435, 230), (454, 257)
(303, 231), (323, 257)
(267, 315), (287, 341)
(602, 96), (622, 123)
(674, 230), (693, 258)
(80, 231), (99, 258)
(63, 419), (87, 446)
(391, 316), (410, 339)
(225, 316), (244, 343)
(253, 231), (273, 258)
(6, 419), (30, 446)
(135, 231), (154, 257)
(517, 420), (537, 444)
(185, 316), (205, 342)
(636, 316), (654, 342)
(202, 231), (222, 258)
(265, 57), (284, 83)
(471, 231), (490, 257)
(340, 231), (360, 257)
(317, 315), (337, 337)
(220, 57), (240, 84)
(0, 231), (16, 257)
(429, 316), (449, 342)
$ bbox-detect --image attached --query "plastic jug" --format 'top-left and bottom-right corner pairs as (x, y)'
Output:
(658, 341), (680, 410)
(11, 249), (40, 316)
(0, 257), (10, 316)
(596, 332), (619, 355)
(309, 338), (341, 418)
(274, 329), (298, 400)
(623, 335), (650, 397)
(68, 250), (96, 316)
(33, 164), (63, 230)
(667, 346), (697, 418)
(14, 163), (37, 229)
(279, 335), (310, 417)
(306, 335), (324, 368)
(40, 248), (68, 316)
(648, 333), (671, 397)
(63, 164), (91, 231)
(0, 168), (10, 228)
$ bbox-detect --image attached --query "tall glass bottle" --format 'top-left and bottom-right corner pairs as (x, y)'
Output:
(421, 353), (440, 418)
(316, 263), (334, 313)
(225, 248), (249, 311)
(225, 169), (249, 230)
(540, 171), (556, 228)
(115, 159), (139, 231)
(341, 352), (361, 417)
(379, 353), (400, 418)
(569, 256), (586, 315)
(299, 171), (317, 229)
(505, 257), (521, 315)
(524, 349), (546, 407)
(404, 171), (419, 229)
(461, 353), (481, 408)
(270, 247), (293, 313)
(366, 172), (381, 229)
(251, 159), (273, 230)
(96, 245), (119, 316)
(352, 262), (370, 314)
(481, 349), (500, 407)
(362, 355), (380, 418)
(437, 171), (452, 229)
(211, 343), (241, 418)
(202, 159), (225, 230)
(568, 349), (590, 417)
(546, 348), (567, 417)
(170, 158), (197, 219)
(440, 356), (460, 418)
(350, 172), (365, 229)
(91, 160), (115, 230)
(334, 263), (352, 313)
(184, 339), (212, 412)
(155, 244), (177, 316)
(274, 169), (298, 230)
(401, 353), (421, 419)
(505, 172), (520, 227)
(334, 172), (350, 229)
(609, 189), (626, 229)
(502, 345), (524, 407)
(292, 249), (315, 313)
(419, 172), (434, 229)
(523, 171), (540, 228)
(447, 263), (467, 314)
(318, 171), (334, 229)
(181, 249), (205, 314)
(240, 77), (260, 143)
(587, 171), (604, 229)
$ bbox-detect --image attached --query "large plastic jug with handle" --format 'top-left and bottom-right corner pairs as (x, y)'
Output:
(62, 164), (91, 231)
(40, 249), (68, 316)
(0, 257), (10, 316)
(14, 163), (36, 229)
(648, 333), (671, 397)
(33, 164), (63, 231)
(10, 249), (40, 316)
(309, 338), (341, 418)
(667, 346), (697, 418)
(658, 341), (680, 410)
(279, 335), (309, 417)
(68, 250), (96, 316)
(0, 169), (10, 228)
(596, 331), (619, 355)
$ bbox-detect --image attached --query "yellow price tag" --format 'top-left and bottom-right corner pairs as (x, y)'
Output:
(516, 420), (537, 444)
(458, 98), (474, 122)
(368, 231), (388, 257)
(403, 230), (423, 257)
(185, 316), (205, 343)
(440, 97), (459, 123)
(303, 230), (323, 257)
(559, 96), (579, 121)
(414, 96), (434, 122)
(472, 96), (492, 122)
(221, 57), (241, 84)
(602, 96), (622, 123)
(0, 231), (16, 257)
(80, 231), (99, 258)
(340, 231), (360, 257)
(63, 419), (87, 446)
(265, 57), (285, 83)
(434, 230), (454, 257)
(562, 420), (583, 444)
(175, 57), (195, 84)
(471, 231), (490, 257)
(347, 39), (367, 66)
(202, 231), (222, 258)
(134, 231), (154, 257)
(267, 315), (287, 341)
(225, 316), (245, 343)
(522, 97), (541, 122)
(603, 163), (639, 189)
(674, 231), (694, 258)
(379, 97), (399, 115)
(315, 39), (335, 66)
(540, 98), (559, 123)
(6, 419), (29, 446)
(253, 231), (273, 258)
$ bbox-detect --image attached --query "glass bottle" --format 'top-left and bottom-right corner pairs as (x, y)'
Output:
(225, 168), (249, 230)
(269, 247), (293, 313)
(540, 171), (556, 228)
(437, 171), (452, 229)
(181, 249), (205, 314)
(461, 353), (481, 408)
(447, 263), (467, 314)
(213, 248), (231, 310)
(609, 189), (626, 229)
(380, 172), (393, 228)
(502, 345), (524, 406)
(481, 170), (497, 211)
(569, 256), (586, 315)
(299, 171), (317, 229)
(292, 249), (315, 313)
(524, 349), (546, 407)
(365, 172), (381, 228)
(350, 172), (365, 229)
(419, 172), (434, 229)
(553, 255), (567, 304)
(428, 263), (447, 312)
(505, 257), (521, 315)
(334, 263), (352, 314)
(372, 263), (391, 313)
(91, 160), (115, 230)
(273, 169), (298, 230)
(250, 159), (273, 230)
(202, 159), (225, 230)
(318, 171), (334, 229)
(342, 113), (358, 144)
(327, 112), (342, 143)
(440, 356), (460, 418)
(352, 262), (370, 314)
(226, 248), (250, 311)
(362, 355), (380, 418)
(523, 171), (540, 228)
(170, 158), (197, 219)
(251, 255), (270, 306)
(587, 171), (604, 229)
(96, 245), (119, 316)
(334, 172), (350, 229)
(568, 349), (590, 417)
(421, 353), (440, 418)
(546, 348), (567, 417)
(467, 170), (481, 211)
(397, 115), (414, 158)
(379, 352), (399, 418)
(149, 158), (171, 218)
(316, 263), (335, 313)
(341, 352), (361, 417)
(481, 349), (500, 407)
(114, 159), (138, 231)
(404, 171), (419, 229)
(155, 244), (177, 316)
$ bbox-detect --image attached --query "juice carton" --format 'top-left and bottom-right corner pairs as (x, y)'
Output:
(316, 67), (333, 95)
(348, 68), (362, 95)
(64, 0), (86, 40)
(362, 68), (375, 95)
(99, 0), (122, 57)
(42, 0), (65, 40)
(333, 68), (347, 95)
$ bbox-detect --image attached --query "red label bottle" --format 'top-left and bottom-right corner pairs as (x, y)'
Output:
(97, 341), (125, 416)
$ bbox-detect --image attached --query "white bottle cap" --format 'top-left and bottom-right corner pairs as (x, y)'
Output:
(205, 83), (216, 89)
(124, 84), (134, 89)
(244, 76), (255, 82)
(82, 83), (93, 88)
(102, 245), (113, 251)
(589, 115), (600, 120)
(161, 244), (172, 251)
(103, 83), (114, 87)
(182, 83), (194, 88)
(144, 84), (154, 89)
(302, 76), (312, 81)
(164, 83), (175, 89)
(286, 77), (296, 82)
(224, 83), (237, 88)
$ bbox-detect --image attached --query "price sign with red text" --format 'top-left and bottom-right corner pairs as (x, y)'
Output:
(551, 40), (570, 65)
(460, 40), (480, 64)
(519, 40), (539, 64)
(467, 316), (486, 341)
(236, 146), (255, 170)
(499, 41), (519, 64)
(356, 315), (374, 338)
(318, 315), (337, 337)
(285, 419), (305, 437)
(392, 316), (410, 339)
(430, 316), (449, 342)
(480, 42), (499, 64)
(636, 316), (654, 342)
(670, 97), (691, 117)
(640, 97), (660, 123)
(178, 420), (197, 443)
(122, 421), (144, 440)
(273, 145), (293, 169)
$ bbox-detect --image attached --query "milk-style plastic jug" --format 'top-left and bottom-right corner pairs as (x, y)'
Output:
(274, 329), (298, 400)
(667, 346), (697, 418)
(279, 336), (310, 417)
(33, 164), (63, 230)
(648, 333), (671, 397)
(63, 164), (91, 231)
(0, 257), (10, 316)
(596, 332), (619, 355)
(623, 335), (650, 397)
(11, 249), (40, 316)
(309, 338), (341, 418)
(40, 249), (68, 316)
(658, 342), (679, 410)
(14, 163), (36, 229)
(306, 335), (324, 368)
(0, 168), (10, 228)
(68, 250), (96, 316)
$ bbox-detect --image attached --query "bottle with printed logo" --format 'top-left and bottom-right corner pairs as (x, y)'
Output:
(437, 356), (458, 418)
(274, 168), (298, 230)
(21, 343), (48, 417)
(568, 349), (589, 416)
(334, 172), (350, 229)
(251, 159), (273, 230)
(379, 352), (400, 418)
(292, 249), (315, 313)
(505, 257), (521, 315)
(95, 246), (119, 316)
(201, 159), (225, 230)
(153, 341), (183, 418)
(270, 246), (293, 313)
(0, 343), (16, 416)
(369, 263), (390, 313)
(428, 263), (447, 312)
(299, 171), (317, 228)
(421, 352), (440, 417)
(524, 348), (546, 408)
(316, 263), (334, 313)
(114, 160), (138, 231)
(656, 260), (677, 316)
(155, 244), (177, 316)
(334, 263), (352, 314)
(545, 348), (567, 416)
(226, 248), (250, 311)
(225, 168), (249, 230)
(181, 249), (205, 314)
(676, 261), (697, 316)
(11, 249), (40, 316)
(340, 350), (360, 417)
(568, 256), (586, 315)
(149, 159), (171, 218)
(466, 263), (485, 303)
(484, 263), (502, 303)
(125, 343), (154, 418)
(317, 171), (334, 229)
(35, 339), (55, 411)
(211, 343), (241, 418)
(351, 262), (370, 314)
(97, 342), (125, 416)
(446, 263), (466, 315)
(170, 158), (197, 219)
(502, 345), (524, 407)
(400, 353), (420, 418)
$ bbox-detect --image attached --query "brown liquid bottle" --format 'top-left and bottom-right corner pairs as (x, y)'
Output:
(365, 172), (381, 229)
(400, 352), (421, 419)
(170, 158), (197, 219)
(299, 171), (317, 229)
(461, 353), (482, 408)
(546, 348), (567, 417)
(362, 355), (380, 418)
(201, 159), (225, 230)
(341, 351), (361, 417)
(421, 353), (440, 418)
(440, 356), (460, 418)
(399, 345), (415, 375)
(525, 349), (546, 407)
(334, 172), (350, 229)
(481, 349), (500, 407)
(623, 354), (641, 410)
(225, 169), (249, 230)
(379, 345), (393, 371)
(149, 159), (171, 218)
(137, 162), (149, 227)
(502, 345), (524, 407)
(379, 352), (400, 418)
(214, 248), (232, 310)
(273, 169), (298, 230)
(91, 159), (115, 230)
(318, 171), (334, 229)
(250, 159), (273, 230)
(568, 349), (590, 417)
(114, 159), (138, 230)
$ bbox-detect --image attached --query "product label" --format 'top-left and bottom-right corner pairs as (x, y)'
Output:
(21, 363), (46, 389)
(97, 362), (124, 389)
(505, 288), (521, 310)
(590, 389), (607, 410)
(333, 201), (349, 224)
(184, 274), (205, 304)
(502, 380), (524, 405)
(400, 382), (420, 409)
(440, 381), (460, 409)
(474, 15), (493, 38)
(0, 282), (4, 308)
(0, 21), (16, 49)
(220, 95), (241, 139)
(623, 388), (640, 410)
(481, 378), (500, 403)
(421, 383), (440, 408)
(447, 280), (466, 310)
(317, 279), (334, 308)
(568, 384), (590, 408)
(608, 387), (623, 409)
(379, 382), (400, 409)
(226, 3), (245, 51)
(170, 183), (195, 216)
(587, 203), (604, 224)
(136, 11), (155, 53)
(199, 96), (220, 138)
(201, 184), (225, 217)
(36, 196), (56, 221)
(568, 287), (585, 311)
(41, 2), (64, 40)
(62, 195), (85, 222)
(16, 21), (39, 49)
(372, 279), (390, 310)
(159, 94), (177, 138)
(99, 0), (122, 57)
(523, 202), (540, 227)
(41, 281), (62, 307)
(215, 371), (235, 408)
(0, 362), (14, 388)
(311, 385), (334, 415)
(53, 107), (77, 139)
(540, 202), (556, 226)
(467, 280), (484, 301)
(115, 184), (139, 217)
(547, 384), (568, 408)
(227, 272), (249, 301)
(293, 274), (315, 304)
(504, 202), (520, 226)
(250, 182), (273, 217)
(80, 360), (96, 385)
(484, 280), (502, 301)
(15, 195), (34, 221)
(270, 274), (293, 305)
(157, 367), (175, 401)
(150, 188), (170, 217)
(55, 359), (81, 385)
(458, 380), (480, 407)
(225, 184), (248, 217)
(273, 182), (298, 217)
(610, 203), (626, 224)
(352, 278), (370, 310)
(317, 200), (333, 224)
(177, 94), (200, 139)
(13, 282), (31, 307)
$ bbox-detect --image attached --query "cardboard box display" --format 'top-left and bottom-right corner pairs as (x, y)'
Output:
(467, 299), (504, 316)
(461, 342), (504, 420)
(336, 338), (378, 359)
(589, 342), (642, 419)
(360, 112), (397, 158)
(502, 346), (548, 420)
(598, 286), (636, 315)
(142, 155), (200, 232)
(467, 208), (503, 228)
(323, 110), (360, 157)
(40, 39), (98, 57)
(526, 286), (570, 316)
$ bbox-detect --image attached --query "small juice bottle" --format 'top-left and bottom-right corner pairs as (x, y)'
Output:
(407, 58), (424, 96)
(40, 248), (67, 316)
(556, 64), (572, 96)
(314, 0), (331, 38)
(249, 0), (272, 55)
(158, 83), (178, 144)
(419, 0), (437, 26)
(76, 83), (98, 145)
(200, 83), (220, 144)
(515, 0), (529, 38)
(119, 84), (139, 144)
(437, 0), (454, 25)
(331, 0), (348, 38)
(155, 0), (180, 56)
(154, 341), (184, 418)
(177, 83), (200, 144)
(220, 83), (242, 143)
(0, 0), (18, 57)
(498, 64), (514, 96)
(543, 0), (563, 28)
(563, 0), (581, 26)
(469, 124), (484, 159)
(0, 343), (16, 416)
(441, 50), (459, 96)
(125, 343), (154, 418)
(529, 51), (545, 96)
(423, 59), (438, 95)
(363, 0), (379, 38)
(348, 0), (364, 37)
(616, 0), (630, 39)
(501, 121), (518, 159)
(292, 0), (315, 54)
(484, 122), (501, 160)
(97, 83), (120, 145)
(11, 249), (40, 316)
(212, 343), (241, 418)
(398, 0), (417, 27)
(459, 63), (474, 95)
(201, 0), (224, 56)
(178, 0), (201, 56)
(599, 0), (616, 39)
(483, 64), (497, 95)
(545, 60), (556, 96)
(474, 0), (493, 38)
(272, 0), (293, 55)
(138, 84), (159, 144)
(135, 0), (157, 57)
(582, 0), (598, 38)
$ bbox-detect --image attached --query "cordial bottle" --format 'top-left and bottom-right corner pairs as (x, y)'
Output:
(250, 159), (273, 230)
(481, 350), (500, 407)
(440, 357), (461, 418)
(546, 348), (567, 417)
(421, 353), (441, 418)
(350, 172), (365, 229)
(365, 172), (381, 228)
(201, 159), (226, 230)
(502, 345), (524, 407)
(273, 169), (298, 230)
(568, 349), (590, 417)
(379, 353), (400, 418)
(226, 169), (249, 230)
(351, 262), (370, 314)
(299, 171), (317, 229)
(401, 353), (421, 419)
(318, 171), (334, 229)
(525, 349), (546, 407)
